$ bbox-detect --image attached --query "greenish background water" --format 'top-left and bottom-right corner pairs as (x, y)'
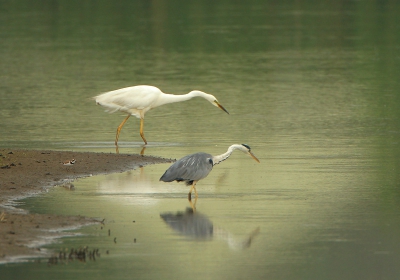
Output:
(1, 0), (400, 279)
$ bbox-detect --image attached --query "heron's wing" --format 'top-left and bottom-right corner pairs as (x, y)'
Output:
(160, 153), (213, 182)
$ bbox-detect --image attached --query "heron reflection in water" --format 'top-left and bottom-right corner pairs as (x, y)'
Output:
(160, 201), (260, 250)
(160, 144), (260, 200)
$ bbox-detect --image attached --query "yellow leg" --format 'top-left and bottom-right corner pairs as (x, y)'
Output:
(140, 118), (147, 145)
(115, 115), (131, 145)
(188, 181), (198, 201)
(188, 196), (198, 212)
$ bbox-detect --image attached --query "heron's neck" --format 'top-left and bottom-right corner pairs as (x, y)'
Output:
(212, 145), (242, 166)
(155, 91), (208, 107)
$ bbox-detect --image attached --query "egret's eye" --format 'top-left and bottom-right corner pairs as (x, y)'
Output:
(241, 144), (251, 150)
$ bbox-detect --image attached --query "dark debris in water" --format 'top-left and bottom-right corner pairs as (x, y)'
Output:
(47, 246), (103, 266)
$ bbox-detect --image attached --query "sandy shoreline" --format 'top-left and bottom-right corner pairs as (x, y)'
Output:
(0, 148), (172, 264)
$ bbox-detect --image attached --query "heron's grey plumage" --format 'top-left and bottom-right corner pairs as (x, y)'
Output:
(160, 144), (259, 199)
(160, 152), (213, 185)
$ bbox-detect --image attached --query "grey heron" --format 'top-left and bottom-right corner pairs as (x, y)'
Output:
(94, 85), (229, 145)
(159, 144), (260, 200)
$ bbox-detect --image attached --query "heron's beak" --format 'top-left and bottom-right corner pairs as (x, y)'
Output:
(249, 151), (260, 163)
(216, 102), (229, 114)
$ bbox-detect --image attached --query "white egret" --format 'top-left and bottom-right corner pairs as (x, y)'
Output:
(94, 85), (229, 145)
(160, 144), (260, 200)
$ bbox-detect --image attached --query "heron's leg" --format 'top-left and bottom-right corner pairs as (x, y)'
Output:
(193, 182), (198, 198)
(188, 185), (194, 201)
(115, 115), (131, 145)
(188, 181), (198, 201)
(139, 118), (148, 145)
(189, 197), (197, 212)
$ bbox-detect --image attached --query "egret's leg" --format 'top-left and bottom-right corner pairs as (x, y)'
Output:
(139, 118), (148, 145)
(140, 146), (146, 155)
(115, 115), (131, 145)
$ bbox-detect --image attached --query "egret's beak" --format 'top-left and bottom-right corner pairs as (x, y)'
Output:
(249, 151), (260, 163)
(216, 101), (229, 114)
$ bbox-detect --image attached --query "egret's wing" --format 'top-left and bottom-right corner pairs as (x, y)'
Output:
(160, 153), (213, 182)
(95, 85), (161, 115)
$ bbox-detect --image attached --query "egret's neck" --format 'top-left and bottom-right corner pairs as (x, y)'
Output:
(212, 144), (242, 166)
(155, 91), (208, 107)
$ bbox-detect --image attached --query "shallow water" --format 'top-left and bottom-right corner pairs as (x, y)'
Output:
(1, 1), (400, 279)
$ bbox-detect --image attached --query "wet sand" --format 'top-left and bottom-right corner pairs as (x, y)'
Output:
(0, 148), (172, 263)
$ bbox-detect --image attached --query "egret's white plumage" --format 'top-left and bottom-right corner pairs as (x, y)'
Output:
(160, 144), (260, 200)
(94, 85), (229, 145)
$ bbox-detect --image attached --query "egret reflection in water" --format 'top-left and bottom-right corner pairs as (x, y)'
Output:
(160, 204), (260, 250)
(116, 144), (146, 155)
